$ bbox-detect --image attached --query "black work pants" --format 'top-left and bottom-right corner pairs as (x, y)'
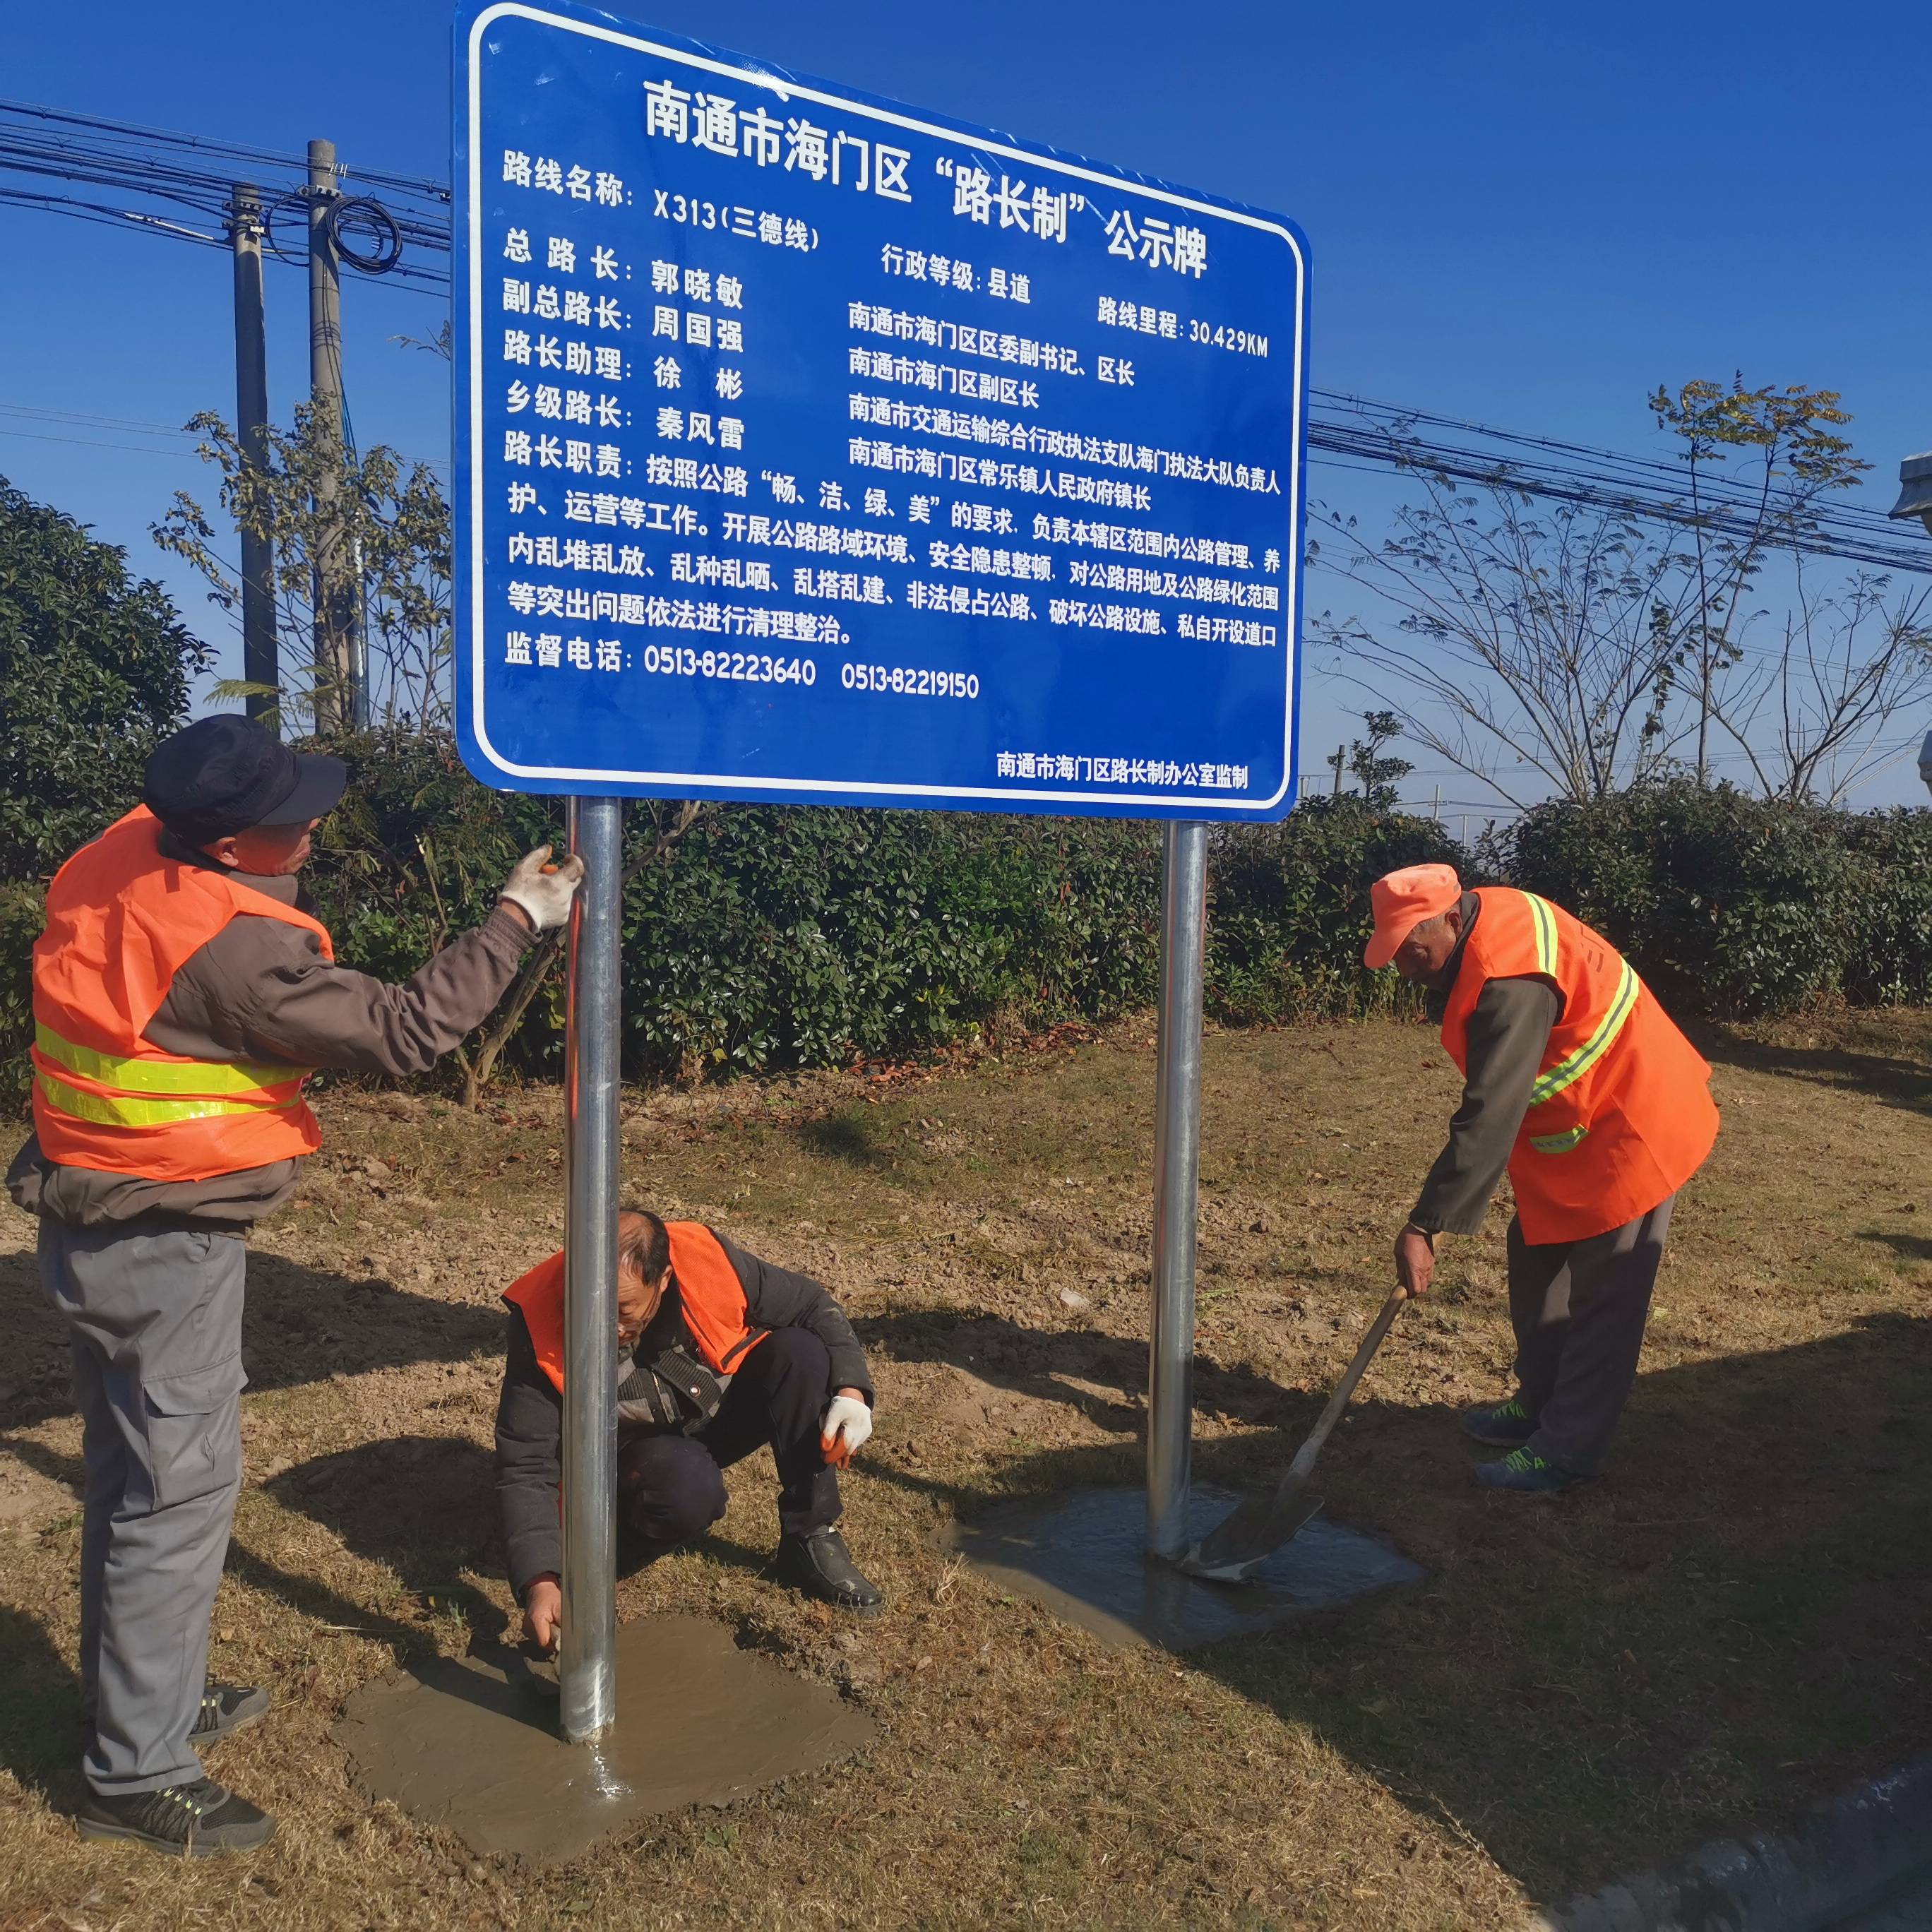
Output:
(1508, 1194), (1675, 1477)
(616, 1325), (840, 1550)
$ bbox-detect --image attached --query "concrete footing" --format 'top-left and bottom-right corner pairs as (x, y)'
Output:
(335, 1614), (874, 1864)
(953, 1485), (1423, 1650)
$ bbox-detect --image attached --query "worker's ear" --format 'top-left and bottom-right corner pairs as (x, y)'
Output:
(197, 835), (243, 870)
(1442, 902), (1464, 938)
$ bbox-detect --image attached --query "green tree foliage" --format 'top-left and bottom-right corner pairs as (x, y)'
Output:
(0, 474), (207, 879)
(153, 408), (450, 734)
(0, 473), (209, 1102)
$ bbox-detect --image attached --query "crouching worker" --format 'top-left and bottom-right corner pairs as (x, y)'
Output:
(496, 1209), (883, 1642)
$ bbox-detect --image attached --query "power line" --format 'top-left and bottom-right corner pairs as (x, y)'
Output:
(0, 426), (203, 457)
(1, 99), (1928, 577)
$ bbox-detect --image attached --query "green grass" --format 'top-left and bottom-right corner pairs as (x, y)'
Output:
(0, 1010), (1928, 1928)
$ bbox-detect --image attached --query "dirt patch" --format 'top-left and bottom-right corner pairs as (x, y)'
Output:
(1, 1011), (1928, 1929)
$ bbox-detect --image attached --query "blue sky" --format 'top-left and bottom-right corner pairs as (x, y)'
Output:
(4, 0), (1929, 815)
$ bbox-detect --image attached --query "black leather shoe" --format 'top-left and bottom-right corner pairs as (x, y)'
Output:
(78, 1777), (277, 1856)
(188, 1683), (270, 1746)
(773, 1528), (884, 1612)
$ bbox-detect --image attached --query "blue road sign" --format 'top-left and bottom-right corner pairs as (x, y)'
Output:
(455, 1), (1309, 818)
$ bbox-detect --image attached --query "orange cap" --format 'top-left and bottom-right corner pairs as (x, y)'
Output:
(1364, 864), (1463, 969)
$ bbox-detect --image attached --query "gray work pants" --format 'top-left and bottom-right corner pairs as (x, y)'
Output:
(1508, 1194), (1674, 1477)
(39, 1219), (246, 1796)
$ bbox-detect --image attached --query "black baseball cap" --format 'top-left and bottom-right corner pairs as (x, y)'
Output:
(142, 715), (347, 847)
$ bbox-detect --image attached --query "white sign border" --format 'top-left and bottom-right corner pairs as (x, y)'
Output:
(463, 0), (1306, 811)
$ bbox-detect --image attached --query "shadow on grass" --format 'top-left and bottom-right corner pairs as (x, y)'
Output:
(963, 1308), (1932, 1910)
(0, 1604), (83, 1803)
(797, 1107), (893, 1167)
(0, 1243), (508, 1431)
(1705, 1026), (1932, 1120)
(856, 1308), (1291, 1430)
(1862, 1229), (1932, 1267)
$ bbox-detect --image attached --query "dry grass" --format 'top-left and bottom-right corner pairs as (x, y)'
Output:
(1, 1008), (1928, 1930)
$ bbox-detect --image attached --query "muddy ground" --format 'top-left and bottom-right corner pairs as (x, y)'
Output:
(1, 1011), (1928, 1930)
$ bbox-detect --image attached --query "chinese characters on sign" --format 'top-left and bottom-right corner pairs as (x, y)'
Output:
(457, 1), (1308, 817)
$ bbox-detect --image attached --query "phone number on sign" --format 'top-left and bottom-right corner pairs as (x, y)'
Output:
(841, 662), (982, 698)
(641, 645), (818, 685)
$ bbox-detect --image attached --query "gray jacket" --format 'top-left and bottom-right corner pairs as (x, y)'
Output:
(9, 830), (533, 1229)
(1409, 893), (1562, 1236)
(494, 1229), (873, 1599)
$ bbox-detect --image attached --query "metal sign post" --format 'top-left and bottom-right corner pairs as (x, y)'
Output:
(1147, 821), (1207, 1560)
(560, 794), (622, 1742)
(454, 0), (1310, 1683)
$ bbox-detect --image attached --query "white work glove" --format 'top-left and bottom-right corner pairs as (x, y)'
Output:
(820, 1393), (873, 1468)
(499, 845), (586, 932)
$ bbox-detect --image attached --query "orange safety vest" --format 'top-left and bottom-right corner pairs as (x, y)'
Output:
(30, 806), (332, 1182)
(1441, 888), (1718, 1244)
(503, 1221), (769, 1393)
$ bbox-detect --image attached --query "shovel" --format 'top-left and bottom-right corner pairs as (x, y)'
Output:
(1176, 1286), (1410, 1585)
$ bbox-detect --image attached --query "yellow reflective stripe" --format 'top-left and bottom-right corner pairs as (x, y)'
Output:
(35, 1023), (305, 1097)
(1529, 1125), (1590, 1154)
(1522, 892), (1559, 978)
(35, 1072), (302, 1129)
(1530, 961), (1640, 1107)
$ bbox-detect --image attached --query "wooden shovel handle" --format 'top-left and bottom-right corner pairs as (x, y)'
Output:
(1276, 1288), (1409, 1493)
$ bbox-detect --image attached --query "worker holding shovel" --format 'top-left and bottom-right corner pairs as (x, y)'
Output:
(1366, 864), (1719, 1492)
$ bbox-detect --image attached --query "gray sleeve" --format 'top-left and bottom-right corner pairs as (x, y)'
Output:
(719, 1232), (874, 1406)
(1409, 976), (1560, 1236)
(494, 1311), (564, 1602)
(153, 907), (535, 1079)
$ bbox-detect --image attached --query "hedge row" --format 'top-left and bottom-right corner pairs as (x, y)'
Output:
(0, 732), (1459, 1100)
(4, 739), (1928, 1106)
(1500, 782), (1932, 1016)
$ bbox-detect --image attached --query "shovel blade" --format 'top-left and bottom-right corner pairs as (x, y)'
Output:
(1174, 1486), (1324, 1585)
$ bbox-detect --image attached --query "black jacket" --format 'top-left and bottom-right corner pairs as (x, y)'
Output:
(494, 1228), (871, 1598)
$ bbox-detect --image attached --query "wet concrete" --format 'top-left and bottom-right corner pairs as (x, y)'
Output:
(335, 1614), (874, 1864)
(953, 1486), (1424, 1650)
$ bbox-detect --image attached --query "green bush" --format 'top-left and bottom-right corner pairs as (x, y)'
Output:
(304, 729), (1166, 1085)
(6, 733), (1928, 1111)
(1207, 797), (1471, 1024)
(1500, 782), (1932, 1018)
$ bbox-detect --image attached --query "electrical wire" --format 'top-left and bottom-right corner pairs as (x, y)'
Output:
(0, 98), (1925, 573)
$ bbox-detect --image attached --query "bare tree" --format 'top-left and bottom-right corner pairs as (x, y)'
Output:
(1310, 465), (1688, 809)
(1314, 381), (1885, 809)
(1649, 378), (1868, 785)
(1705, 566), (1932, 804)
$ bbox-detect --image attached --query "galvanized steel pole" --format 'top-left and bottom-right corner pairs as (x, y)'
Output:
(560, 796), (622, 1742)
(1147, 820), (1208, 1561)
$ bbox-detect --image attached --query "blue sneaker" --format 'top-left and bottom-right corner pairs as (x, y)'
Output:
(1461, 1397), (1537, 1447)
(1474, 1448), (1587, 1493)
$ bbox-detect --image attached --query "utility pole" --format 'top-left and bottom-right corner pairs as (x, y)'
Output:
(306, 138), (359, 732)
(227, 184), (277, 729)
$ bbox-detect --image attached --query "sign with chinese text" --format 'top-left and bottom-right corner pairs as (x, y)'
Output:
(455, 0), (1308, 817)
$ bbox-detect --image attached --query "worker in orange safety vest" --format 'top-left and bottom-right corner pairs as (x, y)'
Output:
(1364, 864), (1719, 1492)
(10, 715), (583, 1857)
